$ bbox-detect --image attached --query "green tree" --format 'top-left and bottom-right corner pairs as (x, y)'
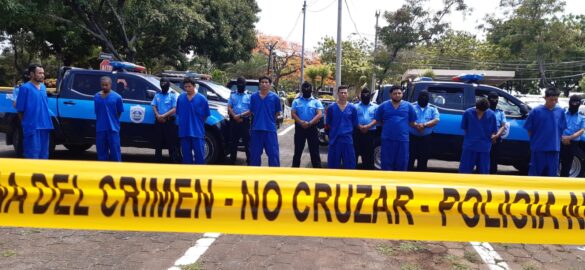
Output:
(305, 66), (320, 87)
(225, 52), (267, 80)
(375, 0), (467, 84)
(316, 36), (372, 89)
(317, 65), (330, 89)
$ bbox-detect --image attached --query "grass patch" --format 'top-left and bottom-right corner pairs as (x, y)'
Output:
(463, 250), (480, 264)
(400, 263), (422, 270)
(1, 250), (16, 257)
(180, 262), (203, 270)
(445, 254), (470, 270)
(397, 242), (425, 252)
(522, 264), (538, 270)
(376, 243), (395, 256)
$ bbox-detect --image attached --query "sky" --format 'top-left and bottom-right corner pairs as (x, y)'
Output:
(255, 0), (584, 52)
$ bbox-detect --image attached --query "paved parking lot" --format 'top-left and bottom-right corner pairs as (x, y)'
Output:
(0, 125), (584, 270)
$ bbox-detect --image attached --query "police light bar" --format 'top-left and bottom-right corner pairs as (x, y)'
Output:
(109, 61), (146, 72)
(452, 73), (484, 83)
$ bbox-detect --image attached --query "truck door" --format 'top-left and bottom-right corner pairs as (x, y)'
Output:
(59, 71), (114, 144)
(115, 73), (158, 147)
(415, 83), (468, 161)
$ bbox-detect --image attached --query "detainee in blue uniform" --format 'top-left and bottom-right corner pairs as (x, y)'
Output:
(459, 98), (497, 174)
(15, 65), (54, 159)
(176, 77), (210, 165)
(94, 76), (124, 162)
(292, 81), (323, 168)
(408, 91), (440, 171)
(151, 77), (179, 163)
(353, 88), (378, 170)
(487, 91), (508, 174)
(375, 85), (417, 171)
(523, 89), (566, 176)
(560, 95), (585, 177)
(249, 76), (282, 167)
(327, 86), (358, 169)
(228, 77), (252, 165)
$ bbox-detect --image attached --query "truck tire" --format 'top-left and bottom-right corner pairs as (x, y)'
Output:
(64, 143), (93, 153)
(11, 125), (23, 157)
(568, 147), (585, 178)
(373, 139), (381, 170)
(204, 131), (222, 164)
(318, 128), (329, 146)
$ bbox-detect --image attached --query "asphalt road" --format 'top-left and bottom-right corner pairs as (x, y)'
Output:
(2, 124), (581, 270)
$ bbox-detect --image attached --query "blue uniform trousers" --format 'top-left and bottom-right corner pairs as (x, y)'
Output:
(181, 137), (205, 164)
(381, 140), (409, 171)
(23, 129), (50, 159)
(96, 130), (121, 161)
(529, 151), (559, 177)
(250, 130), (280, 167)
(328, 141), (356, 169)
(459, 150), (490, 174)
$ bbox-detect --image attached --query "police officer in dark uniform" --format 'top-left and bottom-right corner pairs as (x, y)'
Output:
(291, 81), (323, 168)
(228, 77), (251, 165)
(151, 77), (179, 162)
(353, 88), (378, 169)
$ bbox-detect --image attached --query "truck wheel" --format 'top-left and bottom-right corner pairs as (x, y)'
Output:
(11, 126), (23, 157)
(318, 128), (329, 146)
(64, 143), (93, 153)
(568, 148), (585, 177)
(513, 163), (529, 174)
(373, 139), (381, 170)
(204, 132), (222, 164)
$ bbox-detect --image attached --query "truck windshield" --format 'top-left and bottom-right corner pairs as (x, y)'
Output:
(205, 81), (231, 100)
(142, 74), (183, 94)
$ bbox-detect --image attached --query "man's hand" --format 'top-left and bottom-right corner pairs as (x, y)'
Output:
(156, 115), (166, 123)
(416, 123), (425, 133)
(562, 136), (571, 145)
(491, 134), (499, 144)
(301, 121), (310, 129)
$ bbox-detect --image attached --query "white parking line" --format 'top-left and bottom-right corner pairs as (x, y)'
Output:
(278, 124), (295, 136)
(470, 242), (510, 270)
(168, 233), (221, 270)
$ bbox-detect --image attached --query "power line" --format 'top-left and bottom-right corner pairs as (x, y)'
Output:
(308, 0), (336, 12)
(284, 11), (303, 41)
(344, 0), (363, 39)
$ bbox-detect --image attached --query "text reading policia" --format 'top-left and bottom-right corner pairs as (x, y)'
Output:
(1, 172), (585, 229)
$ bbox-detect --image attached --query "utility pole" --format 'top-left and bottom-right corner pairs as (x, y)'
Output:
(371, 10), (380, 91)
(265, 42), (278, 75)
(335, 0), (342, 97)
(300, 0), (307, 91)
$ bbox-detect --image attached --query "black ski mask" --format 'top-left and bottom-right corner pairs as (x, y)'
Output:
(361, 92), (371, 105)
(301, 82), (312, 99)
(236, 77), (246, 93)
(488, 91), (499, 110)
(569, 95), (582, 115)
(418, 91), (429, 107)
(160, 78), (170, 94)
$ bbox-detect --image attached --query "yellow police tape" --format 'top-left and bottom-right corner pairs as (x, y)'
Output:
(1, 158), (584, 244)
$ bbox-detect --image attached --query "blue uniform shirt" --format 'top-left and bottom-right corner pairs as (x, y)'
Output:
(461, 108), (497, 152)
(524, 105), (566, 152)
(326, 102), (358, 145)
(94, 91), (124, 133)
(250, 91), (282, 132)
(151, 91), (177, 115)
(494, 109), (507, 128)
(228, 91), (251, 115)
(15, 82), (54, 136)
(409, 103), (440, 136)
(563, 110), (585, 141)
(375, 100), (417, 141)
(354, 102), (378, 131)
(176, 92), (210, 138)
(292, 96), (324, 122)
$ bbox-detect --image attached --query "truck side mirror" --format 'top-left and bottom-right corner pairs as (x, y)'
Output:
(146, 89), (157, 99)
(520, 104), (529, 116)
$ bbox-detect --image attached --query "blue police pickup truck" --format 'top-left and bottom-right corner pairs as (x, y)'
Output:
(372, 79), (585, 177)
(0, 64), (232, 163)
